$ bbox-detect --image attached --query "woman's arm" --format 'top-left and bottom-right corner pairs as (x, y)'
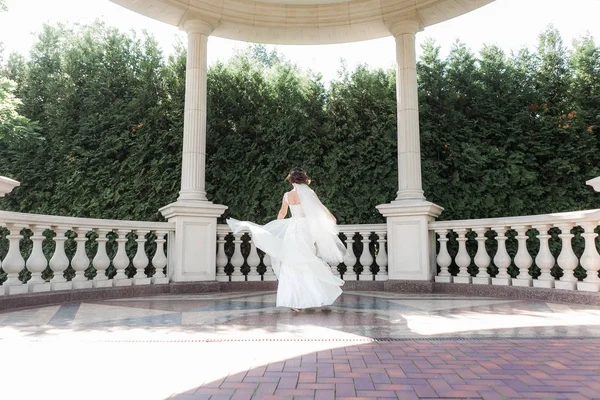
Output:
(277, 194), (288, 219)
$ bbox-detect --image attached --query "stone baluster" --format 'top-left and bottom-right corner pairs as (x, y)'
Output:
(230, 232), (245, 281)
(555, 223), (578, 290)
(151, 231), (169, 284)
(511, 225), (533, 287)
(71, 228), (93, 289)
(491, 226), (512, 286)
(26, 225), (51, 292)
(343, 232), (357, 281)
(577, 221), (600, 292)
(246, 236), (261, 281)
(133, 230), (151, 285)
(112, 229), (132, 287)
(453, 228), (472, 284)
(472, 227), (491, 284)
(2, 223), (27, 295)
(49, 227), (72, 291)
(216, 231), (229, 282)
(375, 230), (388, 281)
(92, 228), (112, 288)
(434, 229), (452, 283)
(359, 231), (374, 281)
(533, 224), (555, 288)
(262, 253), (277, 281)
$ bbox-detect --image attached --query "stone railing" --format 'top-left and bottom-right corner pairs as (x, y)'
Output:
(0, 210), (174, 295)
(216, 223), (388, 282)
(429, 209), (600, 292)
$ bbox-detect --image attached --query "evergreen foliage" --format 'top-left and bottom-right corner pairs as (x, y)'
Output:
(0, 22), (599, 227)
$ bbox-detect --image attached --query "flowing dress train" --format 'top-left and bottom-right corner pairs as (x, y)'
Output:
(227, 187), (345, 309)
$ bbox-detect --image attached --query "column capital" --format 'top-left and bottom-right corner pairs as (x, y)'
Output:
(180, 17), (215, 36)
(389, 17), (423, 37)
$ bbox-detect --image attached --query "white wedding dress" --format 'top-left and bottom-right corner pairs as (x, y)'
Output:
(227, 184), (345, 309)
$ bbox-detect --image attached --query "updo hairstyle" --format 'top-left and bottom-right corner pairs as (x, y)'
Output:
(285, 168), (310, 185)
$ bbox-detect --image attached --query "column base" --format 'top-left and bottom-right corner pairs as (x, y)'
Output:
(152, 276), (170, 285)
(555, 280), (577, 291)
(113, 279), (132, 287)
(160, 200), (227, 282)
(492, 277), (512, 286)
(216, 275), (230, 282)
(375, 273), (389, 281)
(454, 276), (472, 284)
(435, 276), (453, 283)
(533, 279), (555, 289)
(72, 280), (93, 289)
(133, 277), (152, 285)
(472, 277), (491, 285)
(29, 282), (51, 293)
(0, 286), (4, 296)
(51, 281), (73, 291)
(377, 200), (443, 281)
(577, 281), (600, 292)
(230, 274), (245, 282)
(343, 274), (357, 281)
(93, 279), (113, 288)
(263, 272), (277, 282)
(512, 277), (533, 287)
(247, 274), (262, 282)
(5, 284), (28, 295)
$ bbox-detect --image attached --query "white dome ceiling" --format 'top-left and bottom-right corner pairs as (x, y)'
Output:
(110, 0), (495, 44)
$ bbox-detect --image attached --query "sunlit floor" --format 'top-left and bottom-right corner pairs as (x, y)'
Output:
(1, 291), (599, 399)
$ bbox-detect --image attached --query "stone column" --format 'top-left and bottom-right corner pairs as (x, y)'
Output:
(392, 19), (425, 202)
(179, 19), (212, 202)
(377, 19), (443, 283)
(160, 17), (227, 283)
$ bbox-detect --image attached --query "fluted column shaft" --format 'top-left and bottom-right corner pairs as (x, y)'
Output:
(392, 20), (424, 201)
(179, 20), (213, 201)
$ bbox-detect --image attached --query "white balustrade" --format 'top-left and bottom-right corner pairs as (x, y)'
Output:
(434, 229), (452, 283)
(27, 225), (51, 292)
(71, 228), (93, 289)
(112, 229), (131, 287)
(453, 228), (472, 284)
(578, 221), (600, 292)
(555, 223), (578, 290)
(92, 229), (112, 288)
(0, 211), (173, 295)
(533, 224), (554, 289)
(492, 226), (512, 286)
(133, 230), (151, 285)
(472, 227), (491, 285)
(262, 253), (277, 281)
(230, 232), (245, 281)
(49, 227), (72, 291)
(215, 230), (229, 282)
(3, 223), (27, 294)
(375, 230), (388, 281)
(512, 225), (533, 287)
(359, 231), (374, 281)
(342, 232), (357, 281)
(151, 231), (169, 284)
(212, 223), (387, 283)
(246, 239), (261, 281)
(430, 209), (600, 292)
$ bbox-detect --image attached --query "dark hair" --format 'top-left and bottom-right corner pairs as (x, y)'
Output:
(285, 168), (310, 184)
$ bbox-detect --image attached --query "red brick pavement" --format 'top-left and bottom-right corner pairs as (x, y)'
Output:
(173, 339), (600, 400)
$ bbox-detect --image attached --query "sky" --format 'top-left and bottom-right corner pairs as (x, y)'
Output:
(1, 0), (600, 82)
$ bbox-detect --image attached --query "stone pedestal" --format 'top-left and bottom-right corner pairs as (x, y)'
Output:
(454, 276), (472, 284)
(160, 201), (227, 282)
(376, 201), (443, 281)
(577, 281), (600, 292)
(472, 277), (491, 285)
(512, 277), (532, 287)
(492, 277), (511, 286)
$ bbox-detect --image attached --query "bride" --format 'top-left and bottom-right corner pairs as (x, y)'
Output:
(227, 168), (345, 311)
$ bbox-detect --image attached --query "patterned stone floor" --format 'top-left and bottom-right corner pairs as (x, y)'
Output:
(0, 291), (599, 399)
